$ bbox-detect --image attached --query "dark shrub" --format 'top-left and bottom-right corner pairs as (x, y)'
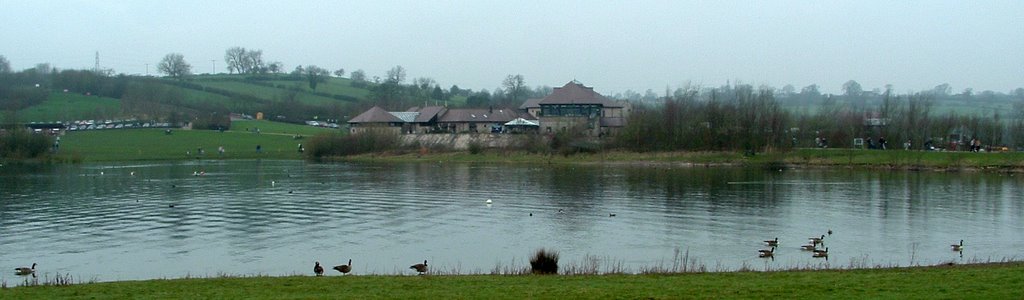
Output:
(530, 248), (559, 275)
(467, 140), (484, 155)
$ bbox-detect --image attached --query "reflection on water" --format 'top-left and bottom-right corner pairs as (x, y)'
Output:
(1, 160), (1022, 282)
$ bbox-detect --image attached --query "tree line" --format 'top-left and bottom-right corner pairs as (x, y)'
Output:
(616, 83), (1024, 152)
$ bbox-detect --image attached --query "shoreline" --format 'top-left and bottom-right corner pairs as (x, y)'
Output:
(9, 148), (1024, 173)
(3, 261), (1021, 298)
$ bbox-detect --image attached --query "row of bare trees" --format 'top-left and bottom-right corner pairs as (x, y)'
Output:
(617, 85), (1024, 152)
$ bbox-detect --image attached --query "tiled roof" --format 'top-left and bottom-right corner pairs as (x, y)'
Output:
(413, 106), (447, 123)
(348, 106), (404, 123)
(538, 81), (617, 106)
(438, 108), (521, 123)
(519, 98), (542, 109)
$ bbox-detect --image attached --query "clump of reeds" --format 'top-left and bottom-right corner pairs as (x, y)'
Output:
(530, 248), (560, 275)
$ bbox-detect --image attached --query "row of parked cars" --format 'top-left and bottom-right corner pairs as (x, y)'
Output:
(304, 120), (342, 129)
(66, 119), (175, 131)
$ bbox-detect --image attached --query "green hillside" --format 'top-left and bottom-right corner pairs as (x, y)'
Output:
(7, 93), (121, 123)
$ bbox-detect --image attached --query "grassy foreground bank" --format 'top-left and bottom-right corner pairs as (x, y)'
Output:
(3, 263), (1022, 299)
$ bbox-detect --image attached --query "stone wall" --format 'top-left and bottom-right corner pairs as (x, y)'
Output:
(399, 133), (529, 150)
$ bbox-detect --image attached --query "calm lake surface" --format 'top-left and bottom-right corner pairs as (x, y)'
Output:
(2, 160), (1022, 282)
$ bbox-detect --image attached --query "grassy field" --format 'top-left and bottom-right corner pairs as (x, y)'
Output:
(54, 120), (339, 162)
(6, 93), (121, 123)
(2, 262), (1021, 299)
(191, 80), (340, 105)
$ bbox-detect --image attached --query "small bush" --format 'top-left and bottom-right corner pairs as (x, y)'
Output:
(467, 140), (484, 155)
(305, 130), (399, 158)
(530, 248), (560, 275)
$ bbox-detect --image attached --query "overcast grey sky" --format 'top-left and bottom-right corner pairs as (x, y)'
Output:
(1, 0), (1021, 95)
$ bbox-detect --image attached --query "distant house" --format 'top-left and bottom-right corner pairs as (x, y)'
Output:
(519, 98), (542, 118)
(347, 106), (405, 134)
(348, 106), (535, 134)
(536, 81), (631, 136)
(348, 81), (628, 136)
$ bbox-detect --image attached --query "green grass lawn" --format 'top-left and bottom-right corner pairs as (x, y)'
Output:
(6, 93), (121, 123)
(54, 120), (340, 162)
(57, 128), (306, 162)
(2, 263), (1021, 299)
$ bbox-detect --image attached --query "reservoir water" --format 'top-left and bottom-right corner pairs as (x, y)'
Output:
(1, 160), (1021, 282)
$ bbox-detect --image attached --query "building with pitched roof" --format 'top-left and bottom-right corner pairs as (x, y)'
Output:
(536, 81), (631, 136)
(346, 106), (406, 134)
(348, 81), (627, 136)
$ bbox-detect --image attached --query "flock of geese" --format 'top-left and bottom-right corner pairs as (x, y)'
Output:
(757, 230), (965, 261)
(10, 236), (968, 278)
(311, 259), (428, 276)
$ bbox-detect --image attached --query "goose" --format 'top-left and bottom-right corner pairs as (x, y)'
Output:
(813, 247), (829, 257)
(410, 260), (428, 275)
(15, 263), (36, 276)
(313, 261), (324, 276)
(758, 247), (775, 257)
(333, 259), (352, 275)
(609, 213), (616, 217)
(809, 234), (825, 245)
(951, 240), (964, 251)
(764, 237), (779, 246)
(800, 244), (817, 251)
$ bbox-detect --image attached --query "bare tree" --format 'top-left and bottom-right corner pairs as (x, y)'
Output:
(224, 47), (266, 74)
(385, 65), (406, 84)
(267, 61), (283, 74)
(502, 74), (526, 106)
(224, 47), (245, 74)
(0, 55), (10, 73)
(158, 53), (191, 80)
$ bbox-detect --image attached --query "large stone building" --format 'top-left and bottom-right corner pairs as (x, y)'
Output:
(349, 81), (629, 136)
(533, 81), (630, 136)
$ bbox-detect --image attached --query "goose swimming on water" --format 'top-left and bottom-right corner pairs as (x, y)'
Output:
(951, 240), (964, 251)
(15, 263), (36, 276)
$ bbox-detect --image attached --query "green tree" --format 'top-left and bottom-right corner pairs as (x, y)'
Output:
(157, 53), (191, 81)
(304, 65), (330, 90)
(842, 80), (862, 97)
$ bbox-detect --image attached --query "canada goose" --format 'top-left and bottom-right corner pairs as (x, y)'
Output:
(410, 260), (428, 275)
(809, 235), (825, 245)
(813, 247), (829, 257)
(333, 259), (352, 275)
(15, 263), (36, 275)
(609, 213), (616, 217)
(951, 240), (964, 251)
(314, 261), (324, 276)
(758, 247), (775, 257)
(764, 237), (779, 246)
(800, 244), (817, 251)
